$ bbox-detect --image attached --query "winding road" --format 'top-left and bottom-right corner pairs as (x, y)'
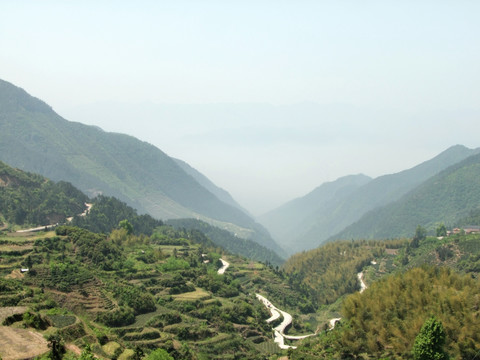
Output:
(256, 294), (317, 349)
(217, 258), (230, 274)
(217, 257), (367, 350)
(357, 272), (367, 293)
(16, 203), (92, 233)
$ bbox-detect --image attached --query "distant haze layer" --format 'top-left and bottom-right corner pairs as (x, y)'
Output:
(2, 2), (479, 214)
(61, 102), (480, 215)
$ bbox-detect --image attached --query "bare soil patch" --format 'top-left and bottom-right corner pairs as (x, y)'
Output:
(0, 326), (48, 360)
(385, 248), (399, 255)
(0, 306), (28, 323)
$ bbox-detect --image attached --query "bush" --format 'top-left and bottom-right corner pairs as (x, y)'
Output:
(96, 307), (135, 327)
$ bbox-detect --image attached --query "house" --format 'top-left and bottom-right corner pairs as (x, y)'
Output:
(450, 226), (480, 235)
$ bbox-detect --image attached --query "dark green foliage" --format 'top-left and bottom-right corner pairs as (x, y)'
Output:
(55, 226), (124, 270)
(332, 152), (480, 241)
(46, 333), (65, 360)
(412, 317), (447, 360)
(0, 278), (29, 306)
(113, 285), (156, 314)
(96, 306), (135, 327)
(411, 225), (427, 248)
(436, 245), (453, 261)
(436, 223), (447, 237)
(23, 311), (48, 329)
(46, 314), (76, 328)
(0, 161), (88, 226)
(71, 196), (163, 236)
(168, 218), (284, 266)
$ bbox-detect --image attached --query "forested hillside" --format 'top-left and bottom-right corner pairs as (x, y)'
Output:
(167, 218), (284, 266)
(292, 266), (480, 359)
(283, 239), (400, 305)
(332, 152), (480, 240)
(286, 229), (480, 359)
(0, 161), (87, 227)
(260, 145), (478, 253)
(71, 196), (163, 236)
(0, 79), (283, 255)
(2, 159), (480, 359)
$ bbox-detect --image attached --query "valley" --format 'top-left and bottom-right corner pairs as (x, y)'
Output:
(1, 78), (480, 359)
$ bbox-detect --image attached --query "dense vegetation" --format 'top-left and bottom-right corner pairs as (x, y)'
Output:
(291, 266), (480, 359)
(2, 169), (480, 359)
(332, 152), (480, 241)
(71, 195), (163, 236)
(285, 230), (480, 359)
(0, 168), (313, 359)
(1, 222), (288, 359)
(167, 218), (284, 266)
(0, 161), (87, 227)
(260, 145), (478, 253)
(283, 240), (392, 305)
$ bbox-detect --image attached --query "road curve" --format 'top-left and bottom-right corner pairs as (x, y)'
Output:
(217, 258), (230, 274)
(256, 294), (317, 349)
(358, 272), (367, 293)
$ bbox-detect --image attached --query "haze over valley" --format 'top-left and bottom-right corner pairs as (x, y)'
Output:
(2, 1), (480, 215)
(1, 2), (480, 359)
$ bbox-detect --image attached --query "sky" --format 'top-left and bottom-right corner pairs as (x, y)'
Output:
(1, 1), (480, 215)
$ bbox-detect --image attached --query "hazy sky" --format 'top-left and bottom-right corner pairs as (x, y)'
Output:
(1, 1), (480, 215)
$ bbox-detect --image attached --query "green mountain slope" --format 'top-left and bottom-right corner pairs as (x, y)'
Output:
(0, 161), (88, 227)
(0, 79), (282, 254)
(332, 152), (480, 240)
(173, 158), (251, 216)
(259, 174), (372, 253)
(167, 218), (284, 266)
(261, 145), (479, 253)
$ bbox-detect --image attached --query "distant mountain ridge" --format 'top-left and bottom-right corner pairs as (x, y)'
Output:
(259, 174), (372, 253)
(172, 158), (251, 216)
(260, 145), (480, 253)
(0, 78), (284, 256)
(331, 151), (480, 240)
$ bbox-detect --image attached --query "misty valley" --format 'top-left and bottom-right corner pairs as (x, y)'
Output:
(1, 79), (480, 360)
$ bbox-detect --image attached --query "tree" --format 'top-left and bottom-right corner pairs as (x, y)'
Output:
(145, 349), (173, 360)
(412, 317), (447, 360)
(133, 346), (144, 360)
(119, 219), (133, 235)
(79, 344), (96, 360)
(411, 225), (427, 248)
(46, 333), (65, 360)
(436, 223), (447, 237)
